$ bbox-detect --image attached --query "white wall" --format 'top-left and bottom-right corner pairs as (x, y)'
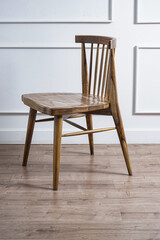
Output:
(1, 0), (160, 144)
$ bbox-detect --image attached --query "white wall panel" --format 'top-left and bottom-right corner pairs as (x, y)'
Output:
(0, 0), (112, 23)
(136, 0), (160, 23)
(0, 47), (81, 113)
(134, 47), (160, 114)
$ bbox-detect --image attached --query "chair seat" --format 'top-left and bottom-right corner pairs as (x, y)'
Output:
(22, 93), (109, 116)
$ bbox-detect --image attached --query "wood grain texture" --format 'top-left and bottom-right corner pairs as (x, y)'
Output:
(22, 108), (37, 166)
(93, 44), (99, 96)
(105, 50), (111, 98)
(79, 36), (111, 101)
(89, 43), (93, 94)
(82, 43), (89, 95)
(110, 49), (132, 176)
(75, 35), (116, 49)
(0, 144), (160, 239)
(62, 127), (116, 137)
(97, 44), (105, 97)
(85, 114), (94, 155)
(64, 119), (87, 131)
(22, 93), (109, 116)
(101, 48), (109, 97)
(35, 114), (86, 123)
(53, 116), (63, 190)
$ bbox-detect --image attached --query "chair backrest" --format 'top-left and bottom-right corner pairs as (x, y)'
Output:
(75, 35), (116, 101)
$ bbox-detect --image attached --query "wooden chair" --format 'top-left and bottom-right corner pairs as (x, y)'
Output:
(22, 35), (132, 190)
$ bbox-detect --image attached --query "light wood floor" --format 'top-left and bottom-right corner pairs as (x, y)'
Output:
(1, 144), (160, 239)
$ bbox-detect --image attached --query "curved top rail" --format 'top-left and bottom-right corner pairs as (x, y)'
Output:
(75, 35), (116, 49)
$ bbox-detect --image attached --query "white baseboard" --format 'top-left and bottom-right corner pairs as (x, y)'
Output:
(1, 128), (160, 144)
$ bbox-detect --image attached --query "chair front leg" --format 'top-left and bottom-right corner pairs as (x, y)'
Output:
(22, 108), (37, 166)
(53, 115), (63, 190)
(85, 114), (94, 155)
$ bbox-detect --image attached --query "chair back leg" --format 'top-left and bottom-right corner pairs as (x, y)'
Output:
(112, 105), (132, 176)
(85, 114), (94, 155)
(109, 49), (132, 176)
(53, 116), (63, 190)
(22, 108), (37, 166)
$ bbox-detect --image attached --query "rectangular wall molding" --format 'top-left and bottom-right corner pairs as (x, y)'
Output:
(0, 45), (82, 114)
(0, 44), (106, 115)
(0, 45), (81, 49)
(134, 46), (160, 114)
(0, 0), (112, 23)
(135, 0), (160, 24)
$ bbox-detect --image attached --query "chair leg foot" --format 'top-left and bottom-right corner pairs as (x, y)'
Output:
(53, 116), (63, 190)
(22, 108), (37, 167)
(86, 114), (94, 155)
